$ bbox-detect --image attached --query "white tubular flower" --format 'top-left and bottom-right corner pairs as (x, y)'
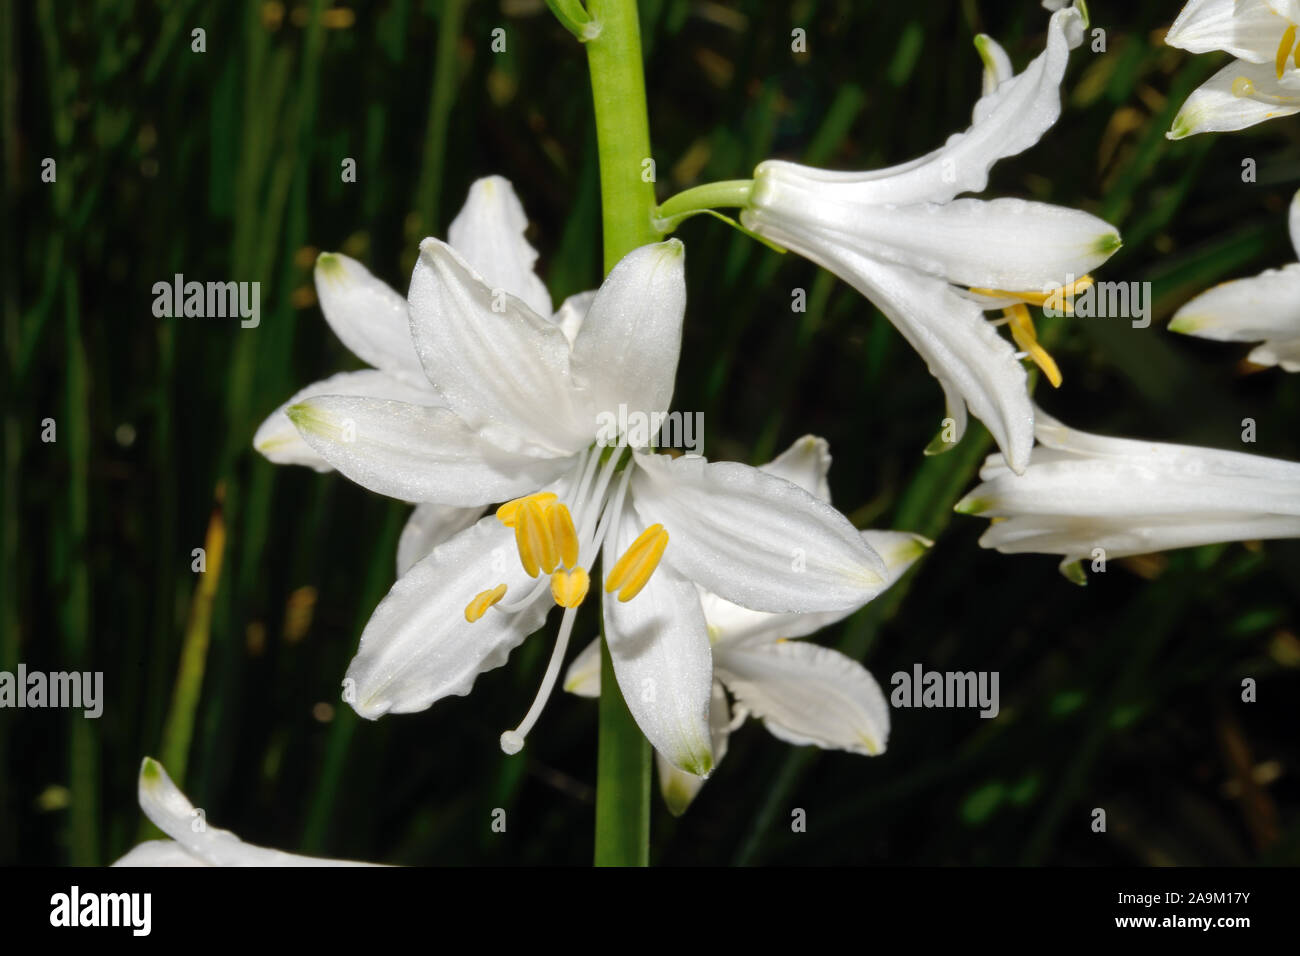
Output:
(254, 176), (591, 575)
(740, 2), (1120, 475)
(1165, 0), (1300, 138)
(112, 759), (379, 866)
(564, 436), (930, 813)
(284, 226), (888, 776)
(1169, 189), (1300, 371)
(955, 409), (1300, 582)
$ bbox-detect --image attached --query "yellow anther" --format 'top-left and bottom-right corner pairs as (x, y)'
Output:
(970, 275), (1094, 313)
(547, 502), (580, 569)
(1276, 23), (1297, 79)
(496, 492), (557, 528)
(550, 567), (590, 609)
(604, 524), (669, 603)
(1005, 304), (1063, 388)
(465, 583), (507, 623)
(514, 498), (558, 577)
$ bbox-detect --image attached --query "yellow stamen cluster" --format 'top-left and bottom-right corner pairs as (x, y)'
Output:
(498, 492), (581, 580)
(604, 523), (669, 602)
(969, 276), (1094, 388)
(463, 492), (591, 623)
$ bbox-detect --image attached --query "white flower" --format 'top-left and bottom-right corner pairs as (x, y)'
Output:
(282, 217), (889, 775)
(739, 2), (1120, 475)
(254, 176), (584, 575)
(113, 759), (379, 866)
(1169, 189), (1300, 370)
(564, 436), (929, 813)
(955, 408), (1300, 582)
(1165, 0), (1300, 138)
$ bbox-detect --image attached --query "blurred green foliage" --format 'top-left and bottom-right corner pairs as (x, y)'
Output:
(3, 0), (1298, 866)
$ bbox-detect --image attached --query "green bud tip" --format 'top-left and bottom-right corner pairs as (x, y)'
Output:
(1094, 232), (1123, 256)
(315, 252), (345, 279)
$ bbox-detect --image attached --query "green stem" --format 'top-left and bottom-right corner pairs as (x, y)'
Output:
(653, 179), (753, 231)
(585, 0), (655, 866)
(585, 0), (659, 272)
(594, 627), (651, 866)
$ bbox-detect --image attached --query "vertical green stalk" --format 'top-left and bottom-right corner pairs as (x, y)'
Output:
(585, 0), (660, 272)
(584, 0), (656, 866)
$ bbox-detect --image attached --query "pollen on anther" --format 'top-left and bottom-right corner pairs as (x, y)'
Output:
(551, 567), (590, 608)
(605, 524), (669, 602)
(548, 503), (580, 570)
(465, 583), (508, 623)
(514, 498), (558, 577)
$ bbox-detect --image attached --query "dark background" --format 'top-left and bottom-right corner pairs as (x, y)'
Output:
(2, 0), (1298, 865)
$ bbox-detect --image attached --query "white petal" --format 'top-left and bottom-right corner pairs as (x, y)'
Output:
(655, 683), (732, 816)
(345, 516), (552, 718)
(714, 641), (890, 756)
(313, 253), (428, 384)
(752, 194), (1120, 292)
(1168, 60), (1300, 139)
(134, 759), (377, 866)
(1166, 0), (1285, 61)
(570, 241), (686, 445)
(562, 637), (602, 698)
(254, 370), (440, 471)
(287, 395), (573, 506)
(1169, 265), (1300, 365)
(1032, 408), (1300, 481)
(553, 290), (597, 347)
(603, 499), (714, 775)
(631, 453), (887, 614)
(958, 445), (1300, 519)
(112, 840), (206, 867)
(759, 434), (832, 502)
(978, 512), (1300, 564)
(701, 530), (930, 647)
(744, 6), (1083, 207)
(407, 238), (590, 455)
(396, 502), (486, 576)
(447, 176), (553, 318)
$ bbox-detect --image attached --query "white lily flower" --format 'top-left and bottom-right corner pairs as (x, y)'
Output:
(955, 408), (1300, 582)
(112, 758), (379, 866)
(254, 176), (592, 574)
(284, 227), (889, 775)
(564, 436), (930, 813)
(739, 2), (1120, 475)
(1169, 189), (1300, 370)
(1165, 0), (1300, 138)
